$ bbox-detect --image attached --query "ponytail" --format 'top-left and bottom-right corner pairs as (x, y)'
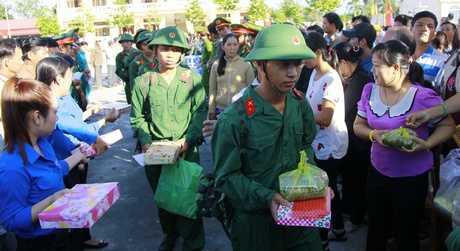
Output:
(217, 53), (226, 76)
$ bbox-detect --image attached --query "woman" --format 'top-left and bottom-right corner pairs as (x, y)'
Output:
(354, 40), (455, 251)
(304, 32), (348, 249)
(0, 77), (87, 251)
(73, 42), (91, 111)
(36, 54), (118, 249)
(208, 33), (254, 120)
(334, 42), (371, 234)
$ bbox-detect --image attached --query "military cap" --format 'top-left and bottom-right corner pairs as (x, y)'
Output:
(135, 30), (153, 49)
(244, 24), (316, 61)
(119, 33), (134, 43)
(213, 17), (231, 28)
(195, 25), (209, 35)
(245, 22), (263, 35)
(148, 26), (189, 52)
(146, 30), (157, 43)
(52, 28), (79, 46)
(133, 28), (148, 43)
(230, 24), (248, 35)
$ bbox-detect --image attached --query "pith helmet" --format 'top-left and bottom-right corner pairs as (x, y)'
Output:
(134, 28), (148, 43)
(244, 24), (316, 61)
(148, 26), (189, 52)
(135, 30), (153, 49)
(118, 33), (134, 43)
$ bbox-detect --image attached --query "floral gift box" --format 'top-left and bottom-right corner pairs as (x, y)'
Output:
(38, 182), (120, 229)
(277, 188), (331, 228)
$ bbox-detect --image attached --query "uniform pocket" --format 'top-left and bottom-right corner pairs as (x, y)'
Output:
(247, 134), (274, 153)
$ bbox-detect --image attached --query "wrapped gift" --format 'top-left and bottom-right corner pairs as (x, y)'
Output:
(144, 141), (181, 165)
(93, 104), (131, 116)
(38, 182), (120, 229)
(71, 129), (123, 157)
(277, 188), (331, 228)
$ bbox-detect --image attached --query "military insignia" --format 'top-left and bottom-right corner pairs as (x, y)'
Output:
(245, 97), (256, 116)
(180, 71), (188, 82)
(139, 58), (144, 65)
(169, 32), (176, 38)
(216, 20), (221, 25)
(292, 36), (300, 45)
(151, 73), (158, 83)
(150, 62), (156, 69)
(246, 47), (251, 52)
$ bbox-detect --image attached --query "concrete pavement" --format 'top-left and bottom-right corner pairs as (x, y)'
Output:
(82, 82), (427, 251)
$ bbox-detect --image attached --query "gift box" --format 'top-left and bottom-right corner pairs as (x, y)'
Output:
(277, 188), (331, 228)
(71, 129), (123, 157)
(38, 182), (120, 229)
(93, 104), (131, 116)
(144, 141), (181, 165)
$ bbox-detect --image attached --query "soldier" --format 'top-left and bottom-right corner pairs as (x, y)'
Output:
(207, 17), (232, 70)
(130, 26), (207, 251)
(200, 23), (218, 96)
(230, 24), (251, 58)
(211, 24), (322, 251)
(245, 22), (263, 48)
(128, 30), (155, 95)
(115, 33), (140, 104)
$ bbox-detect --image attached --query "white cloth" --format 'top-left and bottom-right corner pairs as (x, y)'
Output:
(306, 69), (348, 160)
(231, 77), (261, 103)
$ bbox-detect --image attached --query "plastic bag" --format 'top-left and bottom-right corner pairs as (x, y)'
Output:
(154, 158), (203, 219)
(381, 126), (417, 149)
(452, 189), (460, 229)
(279, 151), (329, 201)
(434, 149), (460, 217)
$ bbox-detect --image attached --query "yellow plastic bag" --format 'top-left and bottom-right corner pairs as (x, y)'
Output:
(279, 151), (329, 201)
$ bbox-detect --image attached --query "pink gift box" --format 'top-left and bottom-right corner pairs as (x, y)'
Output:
(38, 182), (120, 229)
(93, 104), (131, 116)
(71, 129), (123, 157)
(277, 188), (331, 228)
(144, 141), (181, 165)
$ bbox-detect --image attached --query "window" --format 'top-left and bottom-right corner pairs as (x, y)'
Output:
(95, 27), (110, 36)
(67, 0), (81, 8)
(449, 6), (460, 23)
(93, 0), (106, 6)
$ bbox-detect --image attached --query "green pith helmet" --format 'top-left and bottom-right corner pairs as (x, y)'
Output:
(133, 28), (148, 43)
(244, 24), (316, 62)
(135, 30), (153, 49)
(146, 30), (157, 43)
(118, 33), (134, 43)
(148, 26), (189, 52)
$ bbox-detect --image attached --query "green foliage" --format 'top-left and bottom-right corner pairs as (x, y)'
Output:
(248, 0), (268, 22)
(70, 3), (95, 35)
(269, 8), (287, 24)
(212, 0), (240, 12)
(185, 0), (206, 26)
(305, 0), (340, 13)
(0, 4), (14, 20)
(107, 0), (135, 31)
(270, 0), (303, 25)
(36, 7), (60, 36)
(13, 0), (42, 19)
(146, 8), (161, 30)
(303, 7), (323, 24)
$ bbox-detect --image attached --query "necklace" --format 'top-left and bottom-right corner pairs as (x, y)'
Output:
(383, 87), (404, 112)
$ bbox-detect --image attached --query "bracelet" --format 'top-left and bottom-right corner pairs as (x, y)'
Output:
(426, 141), (432, 151)
(369, 130), (375, 142)
(440, 102), (448, 117)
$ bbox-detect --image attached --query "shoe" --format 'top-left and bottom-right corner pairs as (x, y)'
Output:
(328, 229), (347, 242)
(344, 221), (362, 233)
(158, 233), (179, 251)
(322, 240), (330, 251)
(83, 240), (108, 249)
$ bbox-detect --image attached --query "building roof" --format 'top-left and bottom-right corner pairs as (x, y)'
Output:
(0, 18), (40, 38)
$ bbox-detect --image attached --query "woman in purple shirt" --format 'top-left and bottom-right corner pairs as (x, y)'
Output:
(353, 40), (455, 251)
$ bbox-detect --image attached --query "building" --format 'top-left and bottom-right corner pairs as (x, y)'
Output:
(0, 19), (40, 38)
(56, 0), (251, 39)
(396, 0), (460, 24)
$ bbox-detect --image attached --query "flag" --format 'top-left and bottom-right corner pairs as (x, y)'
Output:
(385, 1), (393, 27)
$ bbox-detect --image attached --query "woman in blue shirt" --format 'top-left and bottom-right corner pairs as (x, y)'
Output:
(0, 77), (87, 251)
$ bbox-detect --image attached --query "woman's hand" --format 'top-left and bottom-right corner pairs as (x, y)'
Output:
(406, 110), (430, 129)
(93, 137), (108, 156)
(74, 147), (89, 164)
(372, 129), (388, 147)
(104, 108), (119, 123)
(399, 136), (431, 153)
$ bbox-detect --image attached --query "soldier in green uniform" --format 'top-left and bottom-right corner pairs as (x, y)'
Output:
(196, 24), (216, 96)
(130, 26), (207, 251)
(128, 30), (155, 94)
(230, 24), (251, 58)
(211, 24), (322, 251)
(207, 17), (232, 70)
(245, 22), (263, 49)
(115, 33), (140, 104)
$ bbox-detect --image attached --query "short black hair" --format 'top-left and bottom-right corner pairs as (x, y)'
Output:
(394, 14), (412, 27)
(323, 12), (344, 31)
(44, 37), (59, 48)
(79, 41), (88, 46)
(411, 11), (438, 28)
(441, 21), (457, 30)
(20, 36), (47, 55)
(352, 15), (370, 24)
(207, 23), (218, 36)
(306, 24), (324, 36)
(0, 39), (22, 64)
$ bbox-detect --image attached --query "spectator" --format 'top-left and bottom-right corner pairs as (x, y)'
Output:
(432, 30), (449, 53)
(44, 37), (59, 56)
(306, 24), (325, 36)
(323, 12), (344, 47)
(90, 39), (104, 89)
(393, 14), (412, 28)
(17, 36), (48, 79)
(105, 41), (118, 87)
(440, 21), (457, 51)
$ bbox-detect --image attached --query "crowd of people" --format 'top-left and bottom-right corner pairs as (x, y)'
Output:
(1, 9), (460, 251)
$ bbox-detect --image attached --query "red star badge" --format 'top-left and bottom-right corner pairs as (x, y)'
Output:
(169, 32), (176, 38)
(292, 36), (300, 45)
(245, 98), (256, 116)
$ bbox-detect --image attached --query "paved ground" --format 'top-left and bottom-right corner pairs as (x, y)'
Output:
(82, 79), (430, 251)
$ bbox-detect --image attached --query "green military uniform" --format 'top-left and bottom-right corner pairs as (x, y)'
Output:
(238, 44), (251, 58)
(200, 39), (214, 95)
(137, 58), (158, 76)
(211, 24), (322, 251)
(130, 26), (207, 251)
(115, 34), (140, 104)
(129, 54), (153, 92)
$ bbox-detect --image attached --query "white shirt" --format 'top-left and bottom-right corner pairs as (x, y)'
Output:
(306, 69), (348, 160)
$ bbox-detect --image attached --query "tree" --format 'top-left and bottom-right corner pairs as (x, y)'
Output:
(13, 0), (42, 19)
(107, 0), (135, 34)
(185, 0), (206, 26)
(36, 7), (60, 36)
(0, 4), (14, 20)
(248, 0), (267, 22)
(70, 3), (95, 35)
(279, 0), (303, 25)
(212, 0), (240, 17)
(146, 8), (161, 30)
(269, 8), (287, 24)
(305, 0), (340, 13)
